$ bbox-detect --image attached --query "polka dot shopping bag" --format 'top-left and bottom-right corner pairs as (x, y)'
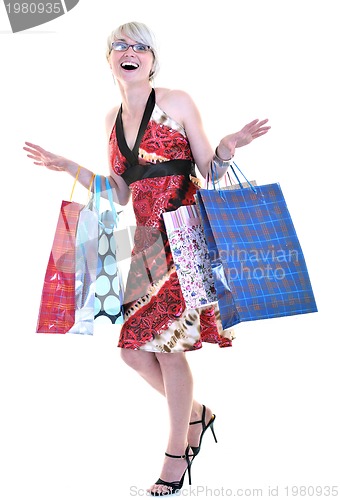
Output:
(93, 176), (124, 326)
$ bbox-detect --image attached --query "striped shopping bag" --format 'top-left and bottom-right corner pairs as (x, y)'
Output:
(195, 164), (318, 329)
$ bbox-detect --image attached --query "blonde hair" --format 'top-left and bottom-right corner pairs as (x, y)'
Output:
(106, 21), (160, 80)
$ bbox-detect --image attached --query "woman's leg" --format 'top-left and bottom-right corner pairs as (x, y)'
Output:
(120, 348), (165, 394)
(155, 352), (193, 452)
(120, 349), (214, 450)
(147, 352), (194, 494)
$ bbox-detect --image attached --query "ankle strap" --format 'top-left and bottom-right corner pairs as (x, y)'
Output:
(189, 404), (206, 425)
(165, 452), (186, 459)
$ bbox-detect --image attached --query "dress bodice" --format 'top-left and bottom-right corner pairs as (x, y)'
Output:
(109, 90), (198, 231)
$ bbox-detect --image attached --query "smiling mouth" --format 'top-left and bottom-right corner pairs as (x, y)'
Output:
(121, 61), (139, 71)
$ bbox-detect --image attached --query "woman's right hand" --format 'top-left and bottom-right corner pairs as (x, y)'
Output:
(23, 142), (78, 172)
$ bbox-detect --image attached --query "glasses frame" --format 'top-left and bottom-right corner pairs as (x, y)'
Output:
(111, 41), (152, 54)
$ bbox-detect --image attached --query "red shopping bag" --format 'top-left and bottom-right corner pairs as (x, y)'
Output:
(36, 199), (84, 333)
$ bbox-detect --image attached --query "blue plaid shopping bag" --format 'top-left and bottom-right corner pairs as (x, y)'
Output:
(195, 164), (318, 329)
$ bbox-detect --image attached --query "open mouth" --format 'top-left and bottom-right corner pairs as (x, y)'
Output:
(121, 61), (139, 71)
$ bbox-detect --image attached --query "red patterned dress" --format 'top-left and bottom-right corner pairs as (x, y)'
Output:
(109, 89), (234, 352)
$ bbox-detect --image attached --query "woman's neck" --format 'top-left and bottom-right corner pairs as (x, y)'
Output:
(118, 82), (154, 117)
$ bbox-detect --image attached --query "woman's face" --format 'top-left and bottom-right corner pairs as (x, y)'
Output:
(108, 34), (154, 84)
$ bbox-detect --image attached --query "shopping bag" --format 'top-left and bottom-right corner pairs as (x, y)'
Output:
(36, 198), (85, 334)
(195, 163), (318, 329)
(163, 204), (217, 308)
(94, 176), (124, 325)
(67, 195), (99, 335)
(36, 171), (100, 334)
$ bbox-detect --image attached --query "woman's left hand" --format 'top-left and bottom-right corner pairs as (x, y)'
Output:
(234, 118), (270, 147)
(218, 118), (271, 158)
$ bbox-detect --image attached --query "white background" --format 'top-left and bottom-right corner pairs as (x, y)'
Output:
(0, 0), (339, 498)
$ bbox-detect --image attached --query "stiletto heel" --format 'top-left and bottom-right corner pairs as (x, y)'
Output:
(210, 419), (218, 443)
(189, 404), (218, 457)
(150, 445), (194, 496)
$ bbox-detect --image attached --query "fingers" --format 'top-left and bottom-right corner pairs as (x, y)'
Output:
(253, 129), (270, 139)
(246, 120), (271, 141)
(255, 126), (271, 134)
(254, 119), (269, 127)
(26, 153), (42, 161)
(244, 119), (260, 127)
(243, 118), (270, 131)
(23, 142), (53, 165)
(23, 144), (45, 159)
(24, 141), (58, 168)
(23, 146), (39, 156)
(32, 159), (62, 171)
(24, 141), (48, 154)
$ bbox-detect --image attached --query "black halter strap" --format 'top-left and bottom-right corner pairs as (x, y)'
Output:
(115, 87), (195, 186)
(116, 88), (156, 166)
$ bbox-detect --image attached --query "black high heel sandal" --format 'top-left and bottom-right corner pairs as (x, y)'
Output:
(150, 445), (193, 496)
(189, 404), (217, 457)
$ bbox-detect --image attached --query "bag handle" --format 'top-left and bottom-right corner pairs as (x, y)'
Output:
(230, 162), (257, 193)
(207, 161), (257, 193)
(69, 166), (81, 201)
(95, 176), (115, 210)
(94, 175), (119, 227)
(70, 166), (95, 201)
(207, 162), (232, 190)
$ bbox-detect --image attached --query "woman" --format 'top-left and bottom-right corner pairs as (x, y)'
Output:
(24, 21), (270, 496)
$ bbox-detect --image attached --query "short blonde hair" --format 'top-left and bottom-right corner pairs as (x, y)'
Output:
(106, 21), (160, 80)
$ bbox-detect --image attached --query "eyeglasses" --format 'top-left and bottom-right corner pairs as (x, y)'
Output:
(111, 41), (151, 53)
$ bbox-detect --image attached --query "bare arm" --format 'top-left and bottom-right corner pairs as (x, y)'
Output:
(23, 107), (131, 205)
(23, 141), (95, 185)
(160, 90), (270, 179)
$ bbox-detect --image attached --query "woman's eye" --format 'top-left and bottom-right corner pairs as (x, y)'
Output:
(113, 42), (127, 50)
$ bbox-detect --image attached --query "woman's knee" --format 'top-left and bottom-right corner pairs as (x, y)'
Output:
(120, 348), (139, 367)
(155, 352), (186, 367)
(120, 348), (156, 370)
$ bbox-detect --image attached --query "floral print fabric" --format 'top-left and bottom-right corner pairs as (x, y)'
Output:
(163, 205), (218, 309)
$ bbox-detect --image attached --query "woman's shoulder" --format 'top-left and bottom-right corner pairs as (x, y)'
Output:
(155, 87), (196, 126)
(155, 87), (194, 106)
